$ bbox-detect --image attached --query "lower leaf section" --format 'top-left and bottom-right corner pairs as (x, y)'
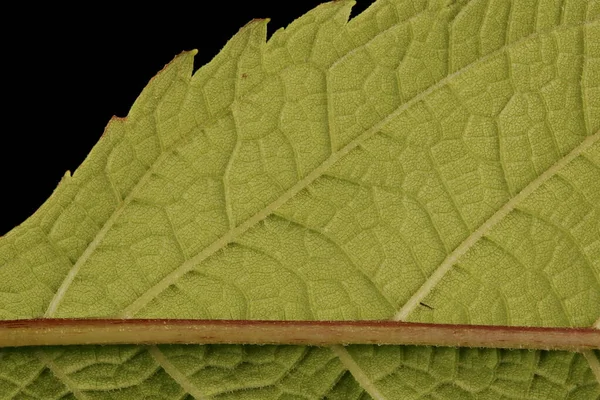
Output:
(0, 345), (598, 399)
(344, 345), (600, 399)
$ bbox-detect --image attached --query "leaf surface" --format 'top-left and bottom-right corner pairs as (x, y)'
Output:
(1, 0), (599, 398)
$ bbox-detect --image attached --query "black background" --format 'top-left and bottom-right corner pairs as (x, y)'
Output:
(1, 1), (372, 235)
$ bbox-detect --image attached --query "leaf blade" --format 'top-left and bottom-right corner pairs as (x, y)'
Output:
(1, 0), (599, 398)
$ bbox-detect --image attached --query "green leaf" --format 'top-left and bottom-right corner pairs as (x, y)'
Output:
(1, 0), (599, 398)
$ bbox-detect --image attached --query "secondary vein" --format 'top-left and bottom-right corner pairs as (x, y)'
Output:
(148, 346), (207, 400)
(331, 345), (388, 400)
(36, 350), (88, 400)
(583, 350), (600, 385)
(394, 131), (600, 321)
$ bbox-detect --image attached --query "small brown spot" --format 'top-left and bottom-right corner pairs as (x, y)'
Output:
(241, 73), (248, 79)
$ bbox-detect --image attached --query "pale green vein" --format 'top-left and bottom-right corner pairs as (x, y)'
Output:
(120, 23), (566, 318)
(42, 50), (203, 319)
(36, 350), (88, 400)
(42, 46), (234, 318)
(325, 75), (337, 155)
(223, 51), (244, 231)
(104, 147), (125, 205)
(583, 350), (600, 385)
(148, 346), (207, 400)
(43, 152), (166, 318)
(331, 345), (387, 400)
(582, 11), (592, 135)
(394, 131), (600, 321)
(1, 361), (46, 399)
(223, 127), (240, 231)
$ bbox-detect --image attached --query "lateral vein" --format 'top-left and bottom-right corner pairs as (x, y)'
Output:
(44, 159), (159, 317)
(36, 350), (88, 400)
(331, 345), (387, 400)
(583, 350), (600, 385)
(148, 346), (207, 400)
(394, 131), (600, 321)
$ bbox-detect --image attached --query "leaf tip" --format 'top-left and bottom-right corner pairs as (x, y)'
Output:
(244, 17), (270, 34)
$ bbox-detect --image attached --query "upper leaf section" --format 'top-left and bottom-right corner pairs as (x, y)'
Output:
(0, 0), (598, 334)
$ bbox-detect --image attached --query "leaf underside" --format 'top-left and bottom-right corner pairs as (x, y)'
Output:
(1, 0), (599, 398)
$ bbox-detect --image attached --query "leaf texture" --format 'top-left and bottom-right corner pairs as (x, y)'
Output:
(1, 0), (599, 398)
